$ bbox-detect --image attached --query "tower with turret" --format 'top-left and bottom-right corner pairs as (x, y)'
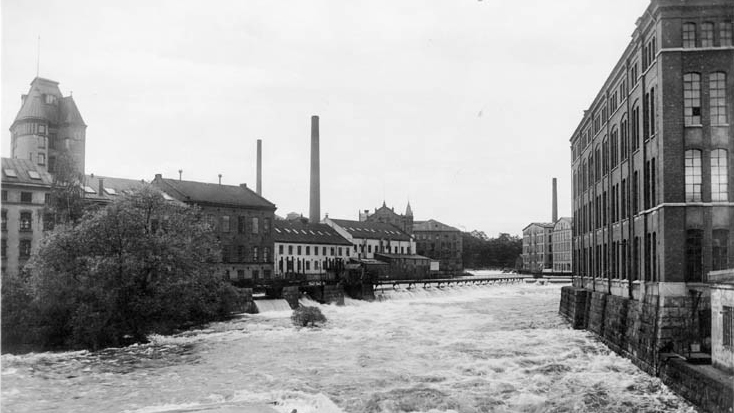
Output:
(9, 77), (86, 175)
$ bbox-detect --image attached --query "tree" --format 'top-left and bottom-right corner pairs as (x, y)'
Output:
(46, 151), (86, 225)
(461, 231), (522, 269)
(14, 186), (240, 351)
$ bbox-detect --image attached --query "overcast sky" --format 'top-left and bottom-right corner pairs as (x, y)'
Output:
(1, 0), (650, 236)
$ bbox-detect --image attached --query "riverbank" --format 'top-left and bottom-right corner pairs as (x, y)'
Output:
(560, 286), (734, 413)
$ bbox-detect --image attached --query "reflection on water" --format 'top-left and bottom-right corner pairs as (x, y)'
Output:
(1, 277), (695, 413)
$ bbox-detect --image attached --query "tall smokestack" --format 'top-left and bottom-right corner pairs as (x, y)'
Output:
(309, 115), (320, 223)
(256, 139), (262, 196)
(552, 177), (558, 223)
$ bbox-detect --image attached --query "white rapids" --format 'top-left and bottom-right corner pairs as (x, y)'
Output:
(1, 273), (695, 413)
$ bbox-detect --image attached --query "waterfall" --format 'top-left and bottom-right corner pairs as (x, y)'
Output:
(254, 299), (292, 313)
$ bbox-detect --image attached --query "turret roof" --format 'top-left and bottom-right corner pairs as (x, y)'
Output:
(11, 77), (86, 128)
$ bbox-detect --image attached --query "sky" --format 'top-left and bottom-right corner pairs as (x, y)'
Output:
(1, 0), (650, 236)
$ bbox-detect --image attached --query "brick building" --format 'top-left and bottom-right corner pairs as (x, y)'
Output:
(565, 0), (733, 364)
(552, 217), (573, 274)
(273, 219), (352, 278)
(359, 201), (414, 236)
(413, 219), (463, 273)
(152, 175), (277, 281)
(521, 222), (554, 274)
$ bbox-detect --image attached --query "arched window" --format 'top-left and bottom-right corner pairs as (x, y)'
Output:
(711, 149), (729, 202)
(683, 23), (696, 48)
(610, 126), (619, 167)
(683, 73), (701, 126)
(710, 72), (727, 125)
(685, 149), (702, 202)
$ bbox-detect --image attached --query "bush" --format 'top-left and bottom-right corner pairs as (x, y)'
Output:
(291, 306), (327, 327)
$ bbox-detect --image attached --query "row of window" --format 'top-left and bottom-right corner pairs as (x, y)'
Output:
(278, 244), (349, 257)
(415, 233), (459, 241)
(685, 149), (729, 202)
(0, 238), (32, 259)
(210, 215), (271, 235)
(684, 72), (727, 126)
(1, 210), (56, 233)
(682, 21), (733, 49)
(221, 245), (270, 263)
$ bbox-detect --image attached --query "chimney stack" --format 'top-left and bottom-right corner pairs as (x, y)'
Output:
(218, 174), (222, 185)
(309, 115), (320, 223)
(98, 178), (104, 196)
(178, 169), (183, 180)
(256, 139), (262, 195)
(552, 177), (558, 223)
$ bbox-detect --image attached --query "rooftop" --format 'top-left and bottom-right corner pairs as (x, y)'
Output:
(329, 218), (412, 241)
(152, 176), (276, 210)
(1, 157), (53, 186)
(274, 220), (352, 246)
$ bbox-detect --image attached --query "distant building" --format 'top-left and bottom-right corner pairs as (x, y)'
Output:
(152, 174), (276, 281)
(1, 158), (53, 276)
(9, 77), (86, 175)
(413, 219), (463, 273)
(324, 218), (415, 260)
(521, 223), (554, 274)
(709, 269), (734, 374)
(359, 201), (414, 236)
(552, 217), (573, 274)
(273, 219), (352, 278)
(81, 174), (152, 206)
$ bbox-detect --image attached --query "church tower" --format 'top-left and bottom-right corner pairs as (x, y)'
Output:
(404, 201), (414, 236)
(9, 77), (87, 175)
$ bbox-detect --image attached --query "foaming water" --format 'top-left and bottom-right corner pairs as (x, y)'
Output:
(1, 282), (695, 413)
(254, 299), (293, 313)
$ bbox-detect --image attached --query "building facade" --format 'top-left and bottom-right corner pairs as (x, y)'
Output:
(413, 219), (463, 273)
(571, 0), (733, 291)
(273, 220), (352, 278)
(152, 175), (277, 281)
(9, 77), (86, 175)
(324, 218), (415, 260)
(359, 201), (414, 236)
(552, 217), (573, 274)
(1, 158), (53, 276)
(521, 223), (554, 274)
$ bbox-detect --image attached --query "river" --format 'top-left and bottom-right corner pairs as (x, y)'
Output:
(1, 274), (695, 413)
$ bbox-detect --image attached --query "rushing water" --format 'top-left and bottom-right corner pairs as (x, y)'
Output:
(1, 275), (695, 413)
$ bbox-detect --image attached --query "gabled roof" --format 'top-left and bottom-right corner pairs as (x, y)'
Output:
(82, 174), (151, 202)
(273, 221), (352, 246)
(522, 222), (554, 231)
(1, 157), (53, 186)
(329, 218), (411, 241)
(11, 77), (86, 127)
(413, 219), (460, 232)
(153, 176), (276, 210)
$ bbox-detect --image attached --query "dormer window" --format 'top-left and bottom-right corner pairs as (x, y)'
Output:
(44, 94), (57, 105)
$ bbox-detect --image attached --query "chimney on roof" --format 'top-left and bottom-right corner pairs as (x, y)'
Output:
(552, 177), (558, 223)
(98, 178), (104, 196)
(309, 115), (320, 224)
(240, 183), (247, 188)
(218, 174), (222, 185)
(256, 139), (262, 196)
(155, 173), (162, 180)
(178, 169), (182, 180)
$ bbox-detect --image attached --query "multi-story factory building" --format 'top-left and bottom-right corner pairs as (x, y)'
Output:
(521, 222), (554, 274)
(571, 0), (732, 290)
(566, 0), (733, 363)
(552, 217), (573, 274)
(273, 219), (352, 278)
(413, 219), (463, 273)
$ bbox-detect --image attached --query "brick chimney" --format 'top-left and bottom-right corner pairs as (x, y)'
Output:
(309, 115), (320, 223)
(552, 177), (558, 223)
(256, 139), (262, 196)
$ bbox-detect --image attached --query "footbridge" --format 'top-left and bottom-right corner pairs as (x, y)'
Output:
(374, 276), (530, 290)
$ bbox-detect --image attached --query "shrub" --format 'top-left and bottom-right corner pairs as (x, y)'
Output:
(291, 306), (327, 327)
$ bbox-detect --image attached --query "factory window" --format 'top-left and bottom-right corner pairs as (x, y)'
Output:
(253, 247), (259, 261)
(368, 245), (372, 253)
(237, 270), (245, 281)
(711, 149), (728, 202)
(685, 229), (703, 282)
(288, 245), (293, 255)
(221, 216), (230, 232)
(331, 247), (335, 256)
(685, 150), (702, 202)
(724, 306), (734, 347)
(297, 246), (301, 255)
(306, 246), (310, 255)
(631, 103), (640, 150)
(20, 192), (32, 203)
(710, 72), (727, 125)
(721, 22), (733, 46)
(38, 136), (46, 148)
(278, 245), (283, 254)
(713, 229), (729, 271)
(238, 245), (246, 262)
(19, 239), (31, 258)
(263, 247), (270, 262)
(264, 218), (271, 234)
(610, 127), (618, 167)
(1, 209), (7, 231)
(306, 261), (310, 271)
(649, 87), (655, 137)
(323, 246), (326, 255)
(338, 247), (342, 256)
(20, 212), (32, 231)
(238, 216), (246, 233)
(683, 73), (701, 126)
(683, 23), (696, 48)
(620, 118), (629, 160)
(252, 217), (259, 234)
(44, 94), (56, 104)
(701, 22), (714, 47)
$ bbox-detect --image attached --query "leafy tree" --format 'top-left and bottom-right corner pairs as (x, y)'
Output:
(291, 306), (327, 327)
(12, 186), (240, 351)
(461, 231), (522, 269)
(46, 151), (86, 225)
